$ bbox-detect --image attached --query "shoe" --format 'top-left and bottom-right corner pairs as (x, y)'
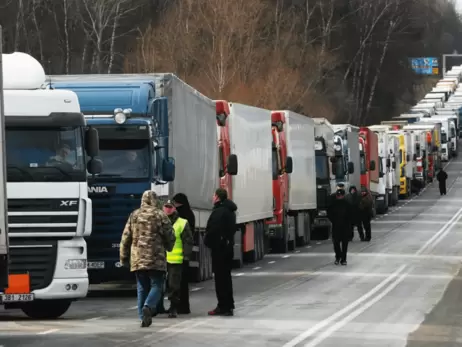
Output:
(341, 261), (347, 266)
(208, 307), (233, 316)
(141, 306), (152, 327)
(334, 259), (340, 265)
(168, 308), (178, 318)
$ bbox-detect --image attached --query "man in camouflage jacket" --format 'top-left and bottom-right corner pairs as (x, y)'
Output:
(119, 190), (175, 328)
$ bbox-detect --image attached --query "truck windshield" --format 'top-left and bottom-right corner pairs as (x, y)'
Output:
(441, 132), (448, 143)
(6, 126), (86, 182)
(315, 155), (329, 181)
(360, 154), (366, 174)
(90, 125), (150, 179)
(399, 149), (403, 164)
(334, 156), (345, 180)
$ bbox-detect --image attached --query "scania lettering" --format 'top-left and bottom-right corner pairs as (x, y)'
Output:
(88, 186), (109, 194)
(2, 52), (100, 319)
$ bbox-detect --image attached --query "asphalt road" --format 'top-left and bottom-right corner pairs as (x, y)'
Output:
(2, 160), (462, 346)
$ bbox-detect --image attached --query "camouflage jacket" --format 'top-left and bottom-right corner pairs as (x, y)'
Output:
(119, 190), (175, 272)
(167, 211), (194, 261)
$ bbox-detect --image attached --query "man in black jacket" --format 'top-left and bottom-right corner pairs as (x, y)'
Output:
(328, 188), (352, 265)
(204, 188), (237, 316)
(437, 168), (448, 196)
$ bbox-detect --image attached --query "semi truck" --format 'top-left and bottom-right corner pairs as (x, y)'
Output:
(216, 101), (273, 265)
(0, 30), (8, 292)
(431, 115), (457, 158)
(368, 125), (393, 213)
(333, 124), (360, 191)
(49, 74), (219, 283)
(415, 119), (442, 172)
(402, 125), (430, 183)
(387, 134), (400, 205)
(3, 53), (100, 319)
(312, 118), (335, 240)
(267, 111), (315, 249)
(359, 128), (379, 214)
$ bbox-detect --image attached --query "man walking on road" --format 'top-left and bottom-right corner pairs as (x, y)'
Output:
(328, 187), (352, 265)
(163, 200), (193, 318)
(437, 168), (448, 195)
(358, 186), (374, 242)
(346, 185), (361, 241)
(119, 190), (175, 328)
(204, 188), (237, 316)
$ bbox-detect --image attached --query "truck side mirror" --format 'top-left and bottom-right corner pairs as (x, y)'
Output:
(85, 127), (100, 157)
(392, 161), (396, 169)
(227, 154), (238, 175)
(386, 158), (391, 167)
(87, 158), (103, 174)
(162, 157), (175, 182)
(285, 156), (293, 174)
(348, 162), (354, 174)
(413, 153), (418, 161)
(370, 160), (376, 171)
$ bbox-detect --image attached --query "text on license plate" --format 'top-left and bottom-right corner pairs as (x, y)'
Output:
(88, 262), (105, 269)
(2, 294), (34, 302)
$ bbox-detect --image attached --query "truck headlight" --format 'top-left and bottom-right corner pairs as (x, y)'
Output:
(318, 210), (327, 217)
(64, 259), (87, 270)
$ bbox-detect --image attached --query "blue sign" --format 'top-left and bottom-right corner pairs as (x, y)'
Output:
(410, 57), (439, 75)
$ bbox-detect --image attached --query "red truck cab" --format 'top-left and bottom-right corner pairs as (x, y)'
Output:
(359, 128), (378, 193)
(266, 111), (291, 252)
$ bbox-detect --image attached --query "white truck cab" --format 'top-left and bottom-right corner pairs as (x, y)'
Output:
(1, 52), (101, 319)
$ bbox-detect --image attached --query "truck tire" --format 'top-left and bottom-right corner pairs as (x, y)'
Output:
(304, 213), (311, 245)
(21, 299), (71, 320)
(273, 215), (289, 253)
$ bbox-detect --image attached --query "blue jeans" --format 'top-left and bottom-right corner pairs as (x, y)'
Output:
(135, 270), (165, 320)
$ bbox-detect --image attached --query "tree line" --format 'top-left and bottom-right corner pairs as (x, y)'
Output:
(1, 0), (461, 124)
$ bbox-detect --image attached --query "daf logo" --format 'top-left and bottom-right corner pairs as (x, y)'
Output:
(88, 186), (108, 194)
(60, 200), (78, 207)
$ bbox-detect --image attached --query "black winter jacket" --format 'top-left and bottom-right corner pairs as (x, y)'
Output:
(204, 199), (237, 251)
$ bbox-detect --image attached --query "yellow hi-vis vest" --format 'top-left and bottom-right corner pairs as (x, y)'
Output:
(167, 217), (187, 264)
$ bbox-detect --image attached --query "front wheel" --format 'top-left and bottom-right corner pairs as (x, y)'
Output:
(21, 299), (72, 320)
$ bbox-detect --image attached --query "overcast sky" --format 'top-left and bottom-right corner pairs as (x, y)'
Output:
(456, 0), (462, 12)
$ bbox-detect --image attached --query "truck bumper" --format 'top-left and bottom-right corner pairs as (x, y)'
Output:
(313, 217), (331, 229)
(399, 177), (406, 195)
(32, 277), (89, 300)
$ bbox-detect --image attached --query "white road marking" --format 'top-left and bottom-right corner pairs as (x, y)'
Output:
(266, 252), (462, 260)
(190, 287), (203, 292)
(316, 242), (322, 245)
(130, 305), (137, 310)
(86, 316), (105, 321)
(253, 267), (261, 270)
(303, 270), (410, 347)
(373, 220), (462, 224)
(37, 329), (60, 335)
(282, 205), (462, 347)
(268, 261), (276, 264)
(282, 255), (290, 258)
(281, 265), (407, 347)
(234, 273), (244, 276)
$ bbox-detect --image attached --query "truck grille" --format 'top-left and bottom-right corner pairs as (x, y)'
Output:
(87, 194), (142, 259)
(8, 238), (57, 290)
(8, 199), (79, 236)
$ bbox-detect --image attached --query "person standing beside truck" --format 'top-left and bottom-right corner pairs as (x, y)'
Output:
(172, 193), (196, 314)
(328, 187), (352, 265)
(347, 185), (363, 241)
(358, 186), (374, 242)
(437, 168), (448, 195)
(204, 188), (237, 316)
(162, 200), (193, 318)
(119, 190), (175, 328)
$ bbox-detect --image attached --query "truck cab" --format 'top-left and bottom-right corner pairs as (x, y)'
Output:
(48, 75), (175, 284)
(387, 134), (400, 206)
(388, 131), (409, 198)
(2, 53), (100, 319)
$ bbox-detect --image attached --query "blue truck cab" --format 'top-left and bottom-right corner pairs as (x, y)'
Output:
(48, 76), (175, 283)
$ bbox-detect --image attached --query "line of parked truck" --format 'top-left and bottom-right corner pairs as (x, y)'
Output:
(1, 50), (462, 320)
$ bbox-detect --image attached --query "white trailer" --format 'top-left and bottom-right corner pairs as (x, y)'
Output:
(403, 131), (414, 182)
(228, 103), (273, 264)
(284, 111), (316, 246)
(430, 115), (457, 158)
(333, 124), (361, 191)
(0, 28), (8, 292)
(387, 134), (400, 205)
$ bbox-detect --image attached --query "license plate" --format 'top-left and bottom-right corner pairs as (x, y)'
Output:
(1, 293), (34, 302)
(88, 261), (105, 269)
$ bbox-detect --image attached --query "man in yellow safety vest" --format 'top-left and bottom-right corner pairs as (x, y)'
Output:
(163, 200), (194, 318)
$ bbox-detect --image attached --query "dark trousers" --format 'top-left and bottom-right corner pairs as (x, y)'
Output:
(358, 214), (372, 241)
(351, 220), (364, 240)
(178, 260), (190, 313)
(333, 239), (348, 262)
(439, 184), (446, 195)
(156, 272), (167, 313)
(212, 251), (234, 311)
(167, 263), (182, 310)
